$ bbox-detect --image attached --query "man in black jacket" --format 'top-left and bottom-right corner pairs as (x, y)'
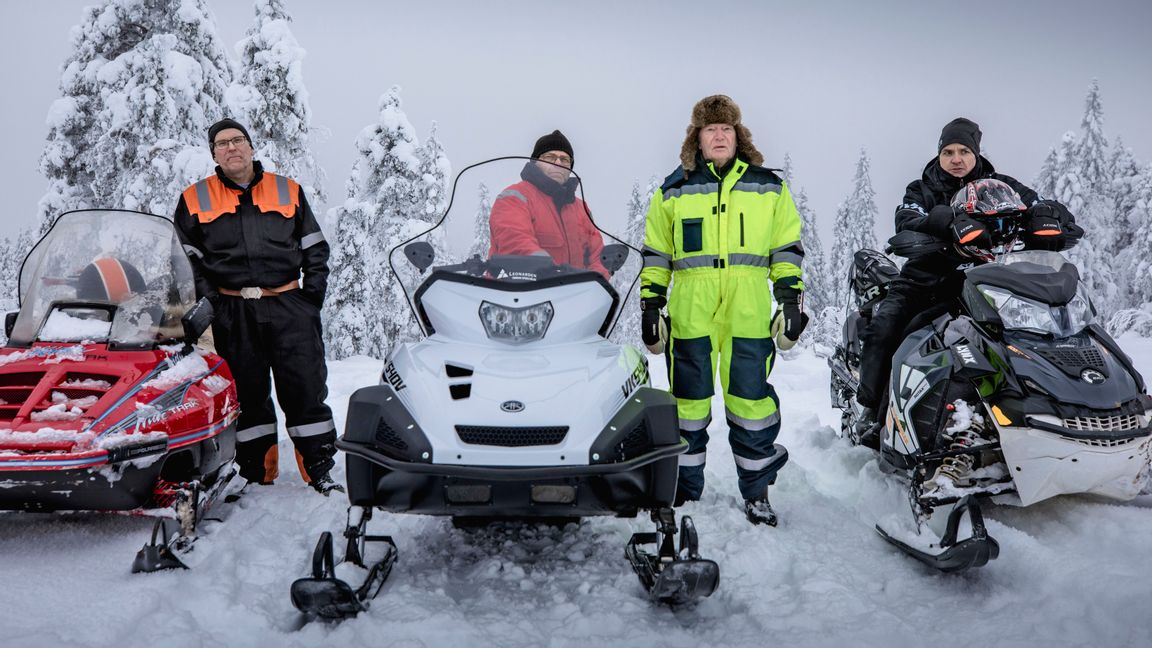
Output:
(173, 118), (342, 495)
(856, 117), (1079, 435)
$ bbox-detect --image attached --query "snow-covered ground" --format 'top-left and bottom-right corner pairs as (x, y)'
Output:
(3, 339), (1152, 648)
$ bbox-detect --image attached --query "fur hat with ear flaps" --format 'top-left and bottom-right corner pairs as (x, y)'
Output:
(680, 94), (764, 172)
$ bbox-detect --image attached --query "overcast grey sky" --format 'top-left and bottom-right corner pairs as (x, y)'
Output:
(1, 0), (1150, 242)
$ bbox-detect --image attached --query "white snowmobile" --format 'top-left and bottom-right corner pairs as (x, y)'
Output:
(290, 157), (719, 619)
(829, 179), (1152, 572)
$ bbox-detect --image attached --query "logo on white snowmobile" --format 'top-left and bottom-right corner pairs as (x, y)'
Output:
(1080, 369), (1106, 384)
(955, 344), (977, 365)
(620, 361), (650, 399)
(384, 362), (407, 392)
(500, 400), (525, 413)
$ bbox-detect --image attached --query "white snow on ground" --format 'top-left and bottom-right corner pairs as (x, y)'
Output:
(2, 343), (1152, 648)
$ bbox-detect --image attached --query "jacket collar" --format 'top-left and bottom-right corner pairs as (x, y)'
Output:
(215, 161), (265, 191)
(521, 161), (579, 209)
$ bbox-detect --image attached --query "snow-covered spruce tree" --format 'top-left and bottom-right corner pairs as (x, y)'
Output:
(466, 182), (492, 260)
(1106, 138), (1143, 252)
(228, 0), (326, 206)
(414, 122), (451, 266)
(324, 87), (424, 359)
(827, 149), (879, 311)
(609, 178), (656, 348)
(780, 154), (830, 316)
(38, 0), (231, 232)
(1112, 164), (1152, 332)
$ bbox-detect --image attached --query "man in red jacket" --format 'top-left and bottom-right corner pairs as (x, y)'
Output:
(488, 130), (609, 277)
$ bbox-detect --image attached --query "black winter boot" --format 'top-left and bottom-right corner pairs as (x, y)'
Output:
(744, 489), (778, 527)
(309, 473), (345, 496)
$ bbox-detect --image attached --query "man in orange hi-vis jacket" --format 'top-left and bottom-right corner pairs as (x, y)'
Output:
(173, 118), (341, 496)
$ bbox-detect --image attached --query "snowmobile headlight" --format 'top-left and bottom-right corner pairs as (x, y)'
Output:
(978, 286), (1061, 336)
(479, 301), (554, 343)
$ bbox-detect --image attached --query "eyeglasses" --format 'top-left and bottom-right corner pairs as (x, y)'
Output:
(538, 154), (572, 167)
(213, 136), (249, 151)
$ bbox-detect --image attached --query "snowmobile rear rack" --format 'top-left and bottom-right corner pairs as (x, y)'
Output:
(876, 495), (1000, 573)
(290, 507), (398, 620)
(625, 508), (720, 605)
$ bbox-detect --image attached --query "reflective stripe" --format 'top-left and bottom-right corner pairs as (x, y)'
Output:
(275, 174), (291, 206)
(643, 255), (672, 270)
(642, 245), (671, 261)
(301, 232), (326, 249)
(663, 182), (719, 199)
(728, 253), (771, 268)
(182, 244), (204, 259)
(673, 256), (719, 271)
(530, 250), (550, 257)
(194, 179), (213, 211)
(679, 451), (707, 467)
(733, 447), (783, 471)
(769, 251), (804, 267)
(732, 181), (781, 195)
(679, 415), (711, 432)
(726, 409), (781, 431)
(237, 423), (277, 443)
(496, 189), (527, 203)
(287, 420), (335, 438)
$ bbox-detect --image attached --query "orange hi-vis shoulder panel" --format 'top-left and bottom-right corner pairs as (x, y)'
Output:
(251, 173), (300, 219)
(183, 174), (300, 224)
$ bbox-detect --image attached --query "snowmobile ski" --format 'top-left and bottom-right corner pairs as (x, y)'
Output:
(875, 495), (1000, 573)
(290, 506), (398, 620)
(625, 508), (719, 605)
(131, 466), (241, 573)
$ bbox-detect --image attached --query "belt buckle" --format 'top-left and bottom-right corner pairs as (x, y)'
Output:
(239, 287), (263, 300)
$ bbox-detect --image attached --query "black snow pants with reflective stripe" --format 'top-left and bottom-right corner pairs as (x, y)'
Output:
(212, 290), (336, 484)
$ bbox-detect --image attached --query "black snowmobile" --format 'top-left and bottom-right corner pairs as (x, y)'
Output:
(829, 179), (1152, 573)
(290, 157), (719, 620)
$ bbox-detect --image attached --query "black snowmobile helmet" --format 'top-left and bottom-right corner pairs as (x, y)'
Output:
(76, 257), (146, 302)
(950, 178), (1027, 216)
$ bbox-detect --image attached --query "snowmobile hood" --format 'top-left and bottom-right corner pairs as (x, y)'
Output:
(966, 260), (1080, 305)
(1006, 332), (1144, 410)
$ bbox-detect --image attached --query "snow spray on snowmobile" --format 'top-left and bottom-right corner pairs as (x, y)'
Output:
(290, 158), (719, 620)
(829, 179), (1152, 573)
(0, 210), (242, 572)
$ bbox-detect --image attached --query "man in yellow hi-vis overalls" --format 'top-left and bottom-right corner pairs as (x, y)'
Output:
(640, 95), (807, 526)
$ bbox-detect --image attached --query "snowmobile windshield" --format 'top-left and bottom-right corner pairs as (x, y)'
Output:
(972, 251), (1095, 337)
(10, 210), (197, 348)
(386, 157), (642, 340)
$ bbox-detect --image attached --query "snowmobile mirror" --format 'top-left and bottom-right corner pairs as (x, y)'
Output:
(600, 244), (628, 276)
(4, 311), (16, 338)
(181, 297), (214, 349)
(404, 242), (435, 274)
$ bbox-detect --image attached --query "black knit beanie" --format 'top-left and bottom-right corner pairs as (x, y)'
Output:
(531, 130), (574, 164)
(938, 117), (981, 155)
(208, 118), (251, 147)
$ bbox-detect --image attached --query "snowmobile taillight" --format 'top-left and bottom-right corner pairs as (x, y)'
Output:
(478, 300), (554, 344)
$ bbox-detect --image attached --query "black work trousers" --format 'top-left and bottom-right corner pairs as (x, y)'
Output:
(212, 290), (336, 484)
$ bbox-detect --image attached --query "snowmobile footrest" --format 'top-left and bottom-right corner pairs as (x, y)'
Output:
(877, 495), (1000, 573)
(290, 530), (397, 620)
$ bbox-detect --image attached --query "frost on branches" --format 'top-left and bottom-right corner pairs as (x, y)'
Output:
(324, 87), (450, 360)
(828, 149), (879, 311)
(228, 0), (327, 209)
(38, 0), (232, 231)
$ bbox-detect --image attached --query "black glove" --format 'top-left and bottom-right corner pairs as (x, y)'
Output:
(640, 297), (669, 355)
(950, 212), (991, 250)
(771, 285), (809, 350)
(1022, 203), (1065, 251)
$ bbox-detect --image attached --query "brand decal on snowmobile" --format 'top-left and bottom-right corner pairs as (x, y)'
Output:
(500, 400), (524, 413)
(106, 439), (168, 463)
(955, 344), (977, 365)
(1081, 369), (1106, 384)
(384, 362), (407, 392)
(862, 285), (882, 302)
(620, 362), (649, 399)
(135, 399), (199, 430)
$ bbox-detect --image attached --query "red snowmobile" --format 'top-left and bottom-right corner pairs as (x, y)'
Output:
(0, 210), (239, 571)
